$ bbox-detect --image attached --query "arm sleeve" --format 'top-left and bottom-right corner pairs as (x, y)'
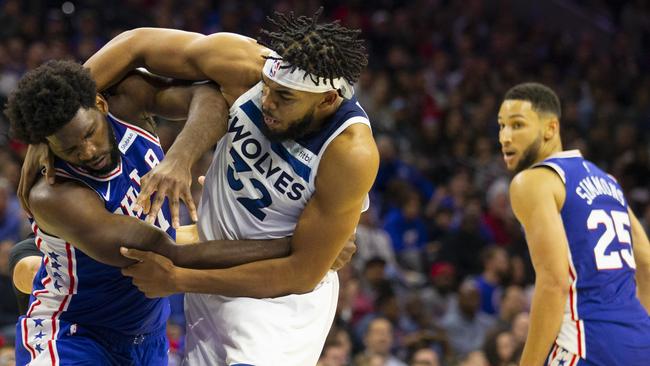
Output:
(9, 235), (42, 274)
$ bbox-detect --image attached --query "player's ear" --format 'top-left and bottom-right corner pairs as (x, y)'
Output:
(317, 90), (339, 109)
(544, 116), (559, 141)
(95, 94), (108, 114)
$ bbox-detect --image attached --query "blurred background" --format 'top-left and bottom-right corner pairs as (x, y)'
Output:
(0, 1), (649, 365)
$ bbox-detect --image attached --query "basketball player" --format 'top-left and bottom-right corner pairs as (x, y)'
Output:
(498, 82), (650, 365)
(81, 9), (379, 366)
(5, 60), (308, 365)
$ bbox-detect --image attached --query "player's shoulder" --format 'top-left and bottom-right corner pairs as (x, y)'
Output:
(29, 177), (95, 214)
(510, 166), (566, 206)
(320, 124), (378, 189)
(329, 124), (377, 164)
(193, 33), (268, 88)
(512, 166), (561, 185)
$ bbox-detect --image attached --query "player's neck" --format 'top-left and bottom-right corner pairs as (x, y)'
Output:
(534, 138), (563, 164)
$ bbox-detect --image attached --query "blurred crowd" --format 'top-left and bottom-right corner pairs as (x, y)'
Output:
(0, 1), (649, 366)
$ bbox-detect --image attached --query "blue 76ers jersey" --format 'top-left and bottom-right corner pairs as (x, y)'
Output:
(535, 150), (650, 365)
(23, 113), (175, 344)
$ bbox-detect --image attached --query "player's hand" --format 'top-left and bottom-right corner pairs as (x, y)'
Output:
(135, 158), (196, 229)
(120, 247), (180, 298)
(331, 234), (357, 271)
(18, 143), (55, 215)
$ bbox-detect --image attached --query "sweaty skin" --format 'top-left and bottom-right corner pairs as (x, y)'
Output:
(27, 72), (294, 271)
(82, 28), (378, 299)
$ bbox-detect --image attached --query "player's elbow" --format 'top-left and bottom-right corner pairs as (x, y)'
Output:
(287, 281), (319, 295)
(535, 273), (570, 297)
(288, 263), (329, 294)
(115, 28), (153, 58)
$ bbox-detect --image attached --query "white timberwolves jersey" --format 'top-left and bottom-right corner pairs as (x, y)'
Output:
(184, 82), (371, 366)
(197, 82), (369, 240)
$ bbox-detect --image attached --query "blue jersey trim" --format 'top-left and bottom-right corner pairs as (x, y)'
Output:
(295, 97), (368, 155)
(269, 143), (311, 182)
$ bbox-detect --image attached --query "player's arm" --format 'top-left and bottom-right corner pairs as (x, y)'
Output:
(165, 125), (379, 297)
(10, 237), (43, 294)
(110, 72), (230, 226)
(84, 28), (264, 94)
(628, 207), (650, 312)
(28, 179), (291, 268)
(510, 168), (570, 366)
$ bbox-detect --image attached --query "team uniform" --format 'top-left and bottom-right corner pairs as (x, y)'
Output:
(185, 82), (371, 365)
(16, 114), (175, 366)
(534, 150), (650, 366)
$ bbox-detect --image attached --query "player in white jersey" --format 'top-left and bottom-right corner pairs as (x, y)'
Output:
(54, 8), (378, 366)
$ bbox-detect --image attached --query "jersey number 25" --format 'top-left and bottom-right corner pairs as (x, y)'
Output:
(588, 209), (636, 270)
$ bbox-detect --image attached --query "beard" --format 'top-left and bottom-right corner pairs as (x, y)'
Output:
(82, 127), (120, 175)
(513, 134), (542, 174)
(261, 108), (316, 142)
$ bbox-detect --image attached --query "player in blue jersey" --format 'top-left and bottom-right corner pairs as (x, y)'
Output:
(498, 82), (650, 366)
(5, 60), (320, 365)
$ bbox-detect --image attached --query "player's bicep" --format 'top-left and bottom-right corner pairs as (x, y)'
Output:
(290, 191), (364, 281)
(150, 83), (226, 121)
(290, 130), (378, 285)
(122, 28), (212, 80)
(29, 180), (136, 267)
(186, 33), (267, 90)
(510, 169), (569, 284)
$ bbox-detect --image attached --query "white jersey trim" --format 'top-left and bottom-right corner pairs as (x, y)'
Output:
(534, 162), (566, 184)
(547, 150), (582, 159)
(556, 247), (586, 358)
(108, 112), (160, 145)
(309, 115), (371, 182)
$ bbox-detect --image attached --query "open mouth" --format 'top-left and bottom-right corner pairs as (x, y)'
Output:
(264, 115), (280, 127)
(503, 151), (516, 164)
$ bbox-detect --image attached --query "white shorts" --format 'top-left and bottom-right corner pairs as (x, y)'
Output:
(182, 271), (339, 366)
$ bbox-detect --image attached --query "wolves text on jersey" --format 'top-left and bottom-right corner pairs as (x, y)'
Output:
(225, 115), (306, 221)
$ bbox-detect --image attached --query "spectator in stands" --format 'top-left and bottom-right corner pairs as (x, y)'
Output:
(0, 178), (21, 243)
(482, 329), (521, 366)
(355, 317), (407, 366)
(441, 279), (495, 357)
(495, 285), (527, 330)
(409, 346), (440, 366)
(0, 240), (18, 340)
(475, 246), (509, 315)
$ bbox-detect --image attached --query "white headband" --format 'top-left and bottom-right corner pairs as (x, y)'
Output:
(262, 51), (354, 99)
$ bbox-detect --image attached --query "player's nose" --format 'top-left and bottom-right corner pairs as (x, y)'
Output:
(499, 128), (512, 145)
(261, 93), (277, 111)
(78, 141), (98, 161)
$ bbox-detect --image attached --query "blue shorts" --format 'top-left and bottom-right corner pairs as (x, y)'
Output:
(549, 318), (650, 366)
(15, 316), (168, 366)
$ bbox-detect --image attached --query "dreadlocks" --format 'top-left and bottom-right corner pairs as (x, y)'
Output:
(258, 7), (368, 89)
